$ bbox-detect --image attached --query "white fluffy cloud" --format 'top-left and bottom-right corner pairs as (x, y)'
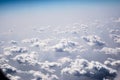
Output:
(82, 35), (106, 47)
(109, 29), (120, 44)
(38, 61), (61, 73)
(29, 70), (59, 80)
(0, 55), (9, 64)
(110, 34), (120, 44)
(22, 38), (39, 43)
(9, 40), (17, 44)
(12, 51), (38, 66)
(0, 21), (120, 80)
(22, 38), (50, 47)
(0, 64), (17, 74)
(7, 74), (21, 80)
(109, 29), (120, 35)
(104, 58), (120, 70)
(61, 59), (117, 80)
(29, 70), (49, 80)
(51, 39), (81, 53)
(4, 46), (28, 56)
(12, 52), (61, 73)
(99, 47), (120, 55)
(58, 57), (72, 64)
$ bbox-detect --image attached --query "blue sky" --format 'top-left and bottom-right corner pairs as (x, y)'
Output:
(0, 0), (120, 15)
(1, 0), (120, 8)
(0, 0), (120, 27)
(0, 0), (120, 34)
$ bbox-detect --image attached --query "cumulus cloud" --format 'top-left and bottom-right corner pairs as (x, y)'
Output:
(109, 29), (120, 35)
(22, 38), (51, 48)
(12, 51), (38, 66)
(4, 46), (28, 56)
(30, 41), (47, 47)
(51, 39), (82, 53)
(22, 38), (39, 43)
(98, 47), (120, 55)
(61, 59), (117, 80)
(110, 34), (120, 44)
(104, 58), (120, 70)
(29, 70), (59, 80)
(82, 35), (106, 47)
(104, 58), (120, 80)
(0, 64), (17, 74)
(9, 40), (17, 45)
(12, 52), (61, 73)
(38, 61), (61, 73)
(29, 70), (49, 80)
(7, 74), (21, 80)
(109, 29), (120, 44)
(0, 55), (9, 64)
(49, 75), (59, 80)
(0, 22), (120, 80)
(58, 57), (72, 64)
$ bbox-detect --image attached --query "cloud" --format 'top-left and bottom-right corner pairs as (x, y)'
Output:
(109, 29), (120, 35)
(9, 40), (17, 45)
(28, 70), (59, 80)
(38, 61), (61, 73)
(30, 41), (47, 47)
(82, 35), (106, 47)
(98, 47), (120, 55)
(0, 55), (9, 64)
(0, 64), (17, 74)
(104, 58), (120, 80)
(4, 46), (28, 56)
(0, 23), (120, 80)
(104, 58), (120, 70)
(114, 17), (120, 23)
(109, 29), (120, 44)
(12, 52), (61, 73)
(51, 39), (80, 53)
(29, 70), (48, 80)
(21, 38), (39, 43)
(58, 57), (72, 64)
(61, 59), (117, 80)
(12, 51), (38, 66)
(7, 74), (21, 80)
(49, 75), (59, 80)
(22, 38), (51, 47)
(110, 34), (120, 44)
